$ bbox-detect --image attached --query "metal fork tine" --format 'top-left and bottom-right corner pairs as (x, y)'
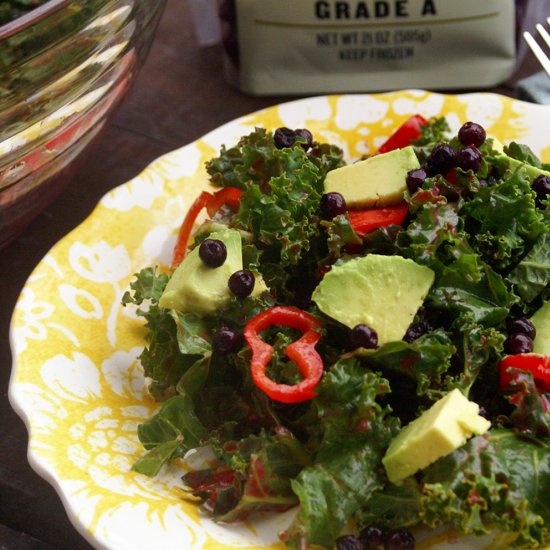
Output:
(524, 29), (550, 77)
(536, 23), (550, 50)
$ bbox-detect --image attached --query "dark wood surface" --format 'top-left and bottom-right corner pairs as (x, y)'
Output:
(0, 1), (544, 548)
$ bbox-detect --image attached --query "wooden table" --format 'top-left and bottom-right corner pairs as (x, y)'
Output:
(0, 1), (543, 547)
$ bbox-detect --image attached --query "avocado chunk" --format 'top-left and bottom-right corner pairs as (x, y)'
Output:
(531, 300), (550, 356)
(159, 228), (266, 315)
(323, 146), (420, 208)
(382, 389), (491, 484)
(312, 254), (434, 345)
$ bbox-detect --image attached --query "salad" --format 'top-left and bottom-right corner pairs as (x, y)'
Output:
(123, 115), (550, 550)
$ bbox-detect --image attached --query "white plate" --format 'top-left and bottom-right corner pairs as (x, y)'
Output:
(9, 91), (550, 550)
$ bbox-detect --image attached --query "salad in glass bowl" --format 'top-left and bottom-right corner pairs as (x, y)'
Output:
(123, 115), (550, 550)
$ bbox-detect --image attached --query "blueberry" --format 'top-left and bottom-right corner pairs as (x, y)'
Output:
(456, 146), (482, 173)
(350, 324), (378, 349)
(425, 143), (456, 176)
(403, 320), (432, 343)
(335, 535), (364, 550)
(504, 333), (534, 355)
(295, 128), (313, 150)
(478, 404), (491, 420)
(506, 317), (536, 339)
(406, 167), (427, 193)
(212, 326), (243, 354)
(458, 122), (486, 147)
(199, 239), (227, 267)
(384, 528), (415, 550)
(228, 269), (255, 298)
(532, 175), (550, 206)
(320, 192), (347, 219)
(273, 127), (296, 148)
(359, 525), (385, 549)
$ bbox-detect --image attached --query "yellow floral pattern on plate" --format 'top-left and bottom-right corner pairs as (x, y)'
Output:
(9, 91), (550, 550)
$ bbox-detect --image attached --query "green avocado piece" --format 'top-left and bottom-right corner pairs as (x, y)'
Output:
(531, 300), (550, 356)
(159, 228), (265, 315)
(382, 388), (491, 484)
(323, 146), (420, 208)
(312, 254), (435, 345)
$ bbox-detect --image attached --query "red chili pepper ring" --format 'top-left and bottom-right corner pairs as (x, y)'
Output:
(244, 306), (324, 404)
(171, 187), (243, 268)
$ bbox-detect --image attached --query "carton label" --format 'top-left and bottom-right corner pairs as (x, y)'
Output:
(233, 0), (516, 95)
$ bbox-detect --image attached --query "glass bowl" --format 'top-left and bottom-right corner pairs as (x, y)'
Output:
(0, 0), (167, 248)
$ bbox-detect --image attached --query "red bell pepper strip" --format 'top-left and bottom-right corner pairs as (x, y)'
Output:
(244, 306), (324, 404)
(348, 202), (409, 236)
(498, 353), (550, 393)
(170, 187), (242, 268)
(377, 114), (429, 154)
(206, 187), (242, 217)
(171, 191), (212, 269)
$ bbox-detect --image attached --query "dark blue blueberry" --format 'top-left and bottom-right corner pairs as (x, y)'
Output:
(504, 333), (534, 355)
(478, 404), (491, 420)
(295, 128), (313, 150)
(199, 239), (227, 267)
(228, 269), (255, 298)
(336, 534), (364, 550)
(320, 192), (347, 219)
(426, 143), (456, 176)
(384, 528), (415, 550)
(403, 320), (432, 342)
(506, 317), (536, 339)
(532, 175), (550, 206)
(350, 324), (378, 349)
(406, 167), (427, 193)
(212, 326), (243, 354)
(456, 146), (482, 173)
(274, 127), (296, 148)
(359, 525), (385, 549)
(458, 121), (486, 147)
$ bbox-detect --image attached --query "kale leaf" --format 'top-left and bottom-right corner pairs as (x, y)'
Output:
(504, 142), (544, 168)
(426, 254), (517, 327)
(122, 267), (191, 397)
(507, 230), (550, 304)
(448, 319), (504, 396)
(282, 359), (399, 549)
(500, 368), (550, 442)
(361, 329), (456, 401)
(132, 393), (207, 476)
(420, 430), (550, 548)
(460, 170), (546, 271)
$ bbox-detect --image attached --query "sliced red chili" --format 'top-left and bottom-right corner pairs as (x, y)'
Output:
(498, 353), (550, 393)
(170, 186), (242, 268)
(206, 187), (242, 217)
(244, 306), (323, 404)
(171, 191), (212, 269)
(348, 202), (409, 236)
(378, 114), (428, 154)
